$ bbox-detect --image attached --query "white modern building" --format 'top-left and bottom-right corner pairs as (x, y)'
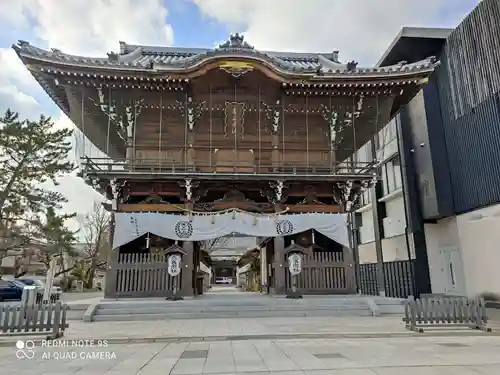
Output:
(357, 0), (500, 300)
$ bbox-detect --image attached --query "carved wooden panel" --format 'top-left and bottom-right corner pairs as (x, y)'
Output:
(134, 149), (184, 167)
(213, 149), (255, 172)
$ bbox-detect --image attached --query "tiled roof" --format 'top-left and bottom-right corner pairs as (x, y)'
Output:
(12, 34), (438, 77)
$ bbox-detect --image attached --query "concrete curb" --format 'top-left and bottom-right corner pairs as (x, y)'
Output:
(83, 304), (99, 323)
(0, 330), (497, 347)
(366, 298), (381, 317)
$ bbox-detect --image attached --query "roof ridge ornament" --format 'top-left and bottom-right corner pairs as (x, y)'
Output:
(51, 48), (62, 56)
(218, 33), (254, 50)
(17, 40), (30, 47)
(347, 60), (358, 72)
(107, 51), (119, 63)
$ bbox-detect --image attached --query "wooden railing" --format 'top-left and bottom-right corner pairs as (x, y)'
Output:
(403, 296), (491, 332)
(82, 157), (377, 178)
(115, 252), (180, 298)
(283, 251), (350, 294)
(0, 301), (69, 339)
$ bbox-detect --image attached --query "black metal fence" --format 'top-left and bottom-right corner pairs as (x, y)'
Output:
(357, 260), (415, 298)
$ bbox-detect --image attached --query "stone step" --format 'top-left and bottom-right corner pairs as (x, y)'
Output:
(98, 298), (369, 310)
(87, 294), (405, 322)
(94, 304), (370, 315)
(97, 301), (369, 310)
(92, 308), (373, 322)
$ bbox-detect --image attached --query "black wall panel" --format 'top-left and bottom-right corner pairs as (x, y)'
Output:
(435, 0), (500, 214)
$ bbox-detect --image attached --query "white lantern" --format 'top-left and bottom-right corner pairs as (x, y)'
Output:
(167, 254), (182, 277)
(288, 253), (303, 276)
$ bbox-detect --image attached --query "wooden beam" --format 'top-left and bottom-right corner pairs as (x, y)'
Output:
(118, 203), (184, 212)
(285, 204), (343, 213)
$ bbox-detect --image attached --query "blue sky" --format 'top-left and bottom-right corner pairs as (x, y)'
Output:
(167, 0), (230, 47)
(0, 0), (481, 225)
(0, 0), (481, 117)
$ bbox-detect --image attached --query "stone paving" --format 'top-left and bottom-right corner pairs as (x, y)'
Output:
(3, 335), (500, 374)
(0, 316), (418, 346)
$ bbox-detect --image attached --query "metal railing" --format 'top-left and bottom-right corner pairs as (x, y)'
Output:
(358, 260), (415, 298)
(81, 157), (377, 178)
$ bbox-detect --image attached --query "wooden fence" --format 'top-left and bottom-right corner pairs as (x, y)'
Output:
(283, 251), (353, 294)
(115, 252), (180, 298)
(403, 296), (491, 332)
(358, 260), (415, 298)
(0, 301), (69, 339)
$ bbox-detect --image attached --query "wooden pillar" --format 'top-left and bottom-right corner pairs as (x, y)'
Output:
(181, 241), (194, 297)
(342, 246), (356, 293)
(371, 185), (386, 296)
(272, 134), (280, 171)
(104, 213), (117, 298)
(273, 203), (286, 294)
(104, 249), (118, 298)
(260, 246), (267, 290)
(187, 132), (196, 170)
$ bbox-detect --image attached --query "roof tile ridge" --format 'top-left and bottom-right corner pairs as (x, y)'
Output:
(377, 56), (438, 72)
(317, 55), (348, 73)
(118, 46), (143, 63)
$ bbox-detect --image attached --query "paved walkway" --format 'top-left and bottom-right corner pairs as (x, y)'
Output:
(62, 292), (104, 303)
(0, 316), (431, 346)
(4, 335), (500, 374)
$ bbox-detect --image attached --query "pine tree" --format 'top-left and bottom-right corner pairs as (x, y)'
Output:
(32, 207), (78, 271)
(0, 109), (74, 256)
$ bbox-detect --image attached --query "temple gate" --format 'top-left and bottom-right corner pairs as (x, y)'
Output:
(13, 34), (438, 298)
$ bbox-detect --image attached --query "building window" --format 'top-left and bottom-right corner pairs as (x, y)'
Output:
(381, 155), (402, 196)
(359, 189), (371, 207)
(393, 156), (402, 190)
(356, 140), (373, 163)
(377, 118), (397, 149)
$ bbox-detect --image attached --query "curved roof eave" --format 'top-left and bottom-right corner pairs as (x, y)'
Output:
(12, 41), (439, 82)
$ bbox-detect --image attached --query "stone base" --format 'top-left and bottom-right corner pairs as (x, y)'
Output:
(286, 292), (303, 299)
(165, 296), (184, 301)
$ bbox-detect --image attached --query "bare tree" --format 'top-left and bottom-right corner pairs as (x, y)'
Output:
(199, 236), (230, 253)
(77, 202), (110, 288)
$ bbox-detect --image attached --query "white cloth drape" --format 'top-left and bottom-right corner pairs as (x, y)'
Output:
(113, 212), (349, 249)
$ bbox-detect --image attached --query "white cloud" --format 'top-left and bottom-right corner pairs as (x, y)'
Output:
(0, 0), (174, 222)
(0, 48), (42, 118)
(193, 0), (478, 64)
(1, 0), (174, 56)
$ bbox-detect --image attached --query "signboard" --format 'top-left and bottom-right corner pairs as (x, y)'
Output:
(287, 253), (303, 276)
(224, 102), (245, 138)
(167, 254), (182, 277)
(43, 257), (58, 303)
